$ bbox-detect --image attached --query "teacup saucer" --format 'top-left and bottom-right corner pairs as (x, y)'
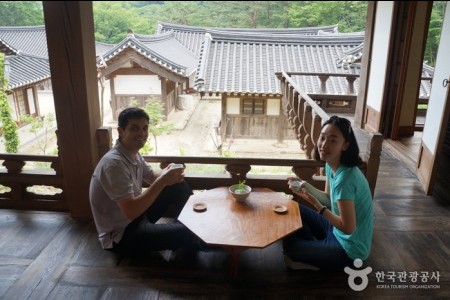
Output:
(273, 204), (288, 214)
(193, 202), (207, 212)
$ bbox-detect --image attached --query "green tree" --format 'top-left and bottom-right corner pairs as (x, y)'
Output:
(0, 1), (43, 26)
(0, 54), (20, 153)
(20, 113), (56, 155)
(288, 1), (367, 32)
(424, 1), (447, 67)
(143, 99), (174, 155)
(93, 1), (154, 43)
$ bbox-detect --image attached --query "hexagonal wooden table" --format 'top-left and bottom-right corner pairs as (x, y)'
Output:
(178, 187), (302, 276)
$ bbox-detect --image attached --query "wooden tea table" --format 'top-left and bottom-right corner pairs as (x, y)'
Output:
(178, 187), (302, 277)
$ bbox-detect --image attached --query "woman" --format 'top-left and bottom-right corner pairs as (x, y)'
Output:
(284, 116), (373, 270)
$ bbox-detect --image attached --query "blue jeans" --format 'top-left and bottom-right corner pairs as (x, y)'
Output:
(113, 181), (196, 256)
(283, 204), (353, 270)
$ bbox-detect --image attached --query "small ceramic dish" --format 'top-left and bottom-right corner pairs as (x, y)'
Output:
(229, 184), (252, 202)
(273, 204), (288, 214)
(193, 202), (207, 212)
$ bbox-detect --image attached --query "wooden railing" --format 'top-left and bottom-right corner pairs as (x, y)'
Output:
(278, 72), (432, 122)
(0, 153), (66, 211)
(277, 71), (360, 114)
(0, 74), (385, 212)
(95, 127), (328, 194)
(277, 71), (383, 196)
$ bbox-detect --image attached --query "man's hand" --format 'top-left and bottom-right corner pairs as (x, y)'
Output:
(160, 164), (185, 186)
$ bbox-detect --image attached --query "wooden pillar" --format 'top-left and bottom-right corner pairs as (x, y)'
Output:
(355, 1), (376, 128)
(277, 96), (284, 144)
(160, 76), (168, 116)
(43, 1), (101, 218)
(109, 76), (117, 120)
(221, 94), (227, 142)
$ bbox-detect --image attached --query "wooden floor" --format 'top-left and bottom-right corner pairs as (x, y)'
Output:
(1, 145), (449, 299)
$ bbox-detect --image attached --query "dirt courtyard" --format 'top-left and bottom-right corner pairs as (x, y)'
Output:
(147, 97), (304, 159)
(14, 96), (305, 161)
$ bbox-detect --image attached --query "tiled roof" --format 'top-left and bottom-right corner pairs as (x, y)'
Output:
(95, 41), (115, 56)
(6, 53), (50, 89)
(0, 23), (434, 99)
(156, 22), (339, 57)
(0, 26), (48, 58)
(100, 31), (198, 77)
(195, 30), (364, 95)
(420, 63), (434, 99)
(0, 38), (18, 55)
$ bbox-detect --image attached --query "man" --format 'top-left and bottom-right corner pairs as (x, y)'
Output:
(89, 107), (195, 260)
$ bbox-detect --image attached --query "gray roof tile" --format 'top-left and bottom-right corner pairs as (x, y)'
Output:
(156, 22), (340, 57)
(100, 32), (198, 77)
(6, 53), (50, 89)
(0, 37), (18, 55)
(195, 30), (363, 95)
(0, 26), (48, 58)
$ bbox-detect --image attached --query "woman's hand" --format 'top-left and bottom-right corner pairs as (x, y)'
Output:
(287, 176), (302, 183)
(294, 188), (322, 211)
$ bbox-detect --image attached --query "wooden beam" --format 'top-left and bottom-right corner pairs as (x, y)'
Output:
(43, 1), (101, 218)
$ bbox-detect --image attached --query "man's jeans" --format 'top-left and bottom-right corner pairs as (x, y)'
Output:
(113, 181), (195, 256)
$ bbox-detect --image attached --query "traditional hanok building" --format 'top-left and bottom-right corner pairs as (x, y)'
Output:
(96, 31), (198, 119)
(0, 23), (435, 141)
(0, 26), (51, 122)
(156, 22), (365, 142)
(0, 1), (448, 217)
(156, 22), (435, 143)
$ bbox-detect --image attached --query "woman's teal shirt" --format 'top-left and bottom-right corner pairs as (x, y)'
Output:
(326, 164), (373, 260)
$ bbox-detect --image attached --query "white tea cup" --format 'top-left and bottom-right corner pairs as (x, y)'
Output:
(289, 180), (304, 192)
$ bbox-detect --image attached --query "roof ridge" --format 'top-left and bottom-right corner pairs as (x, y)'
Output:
(205, 29), (364, 44)
(134, 31), (176, 42)
(101, 37), (187, 75)
(157, 21), (339, 34)
(0, 25), (45, 31)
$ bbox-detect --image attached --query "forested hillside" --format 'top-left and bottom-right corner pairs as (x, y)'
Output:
(0, 1), (446, 66)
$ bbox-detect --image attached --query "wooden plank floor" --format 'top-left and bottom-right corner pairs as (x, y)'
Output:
(1, 145), (449, 299)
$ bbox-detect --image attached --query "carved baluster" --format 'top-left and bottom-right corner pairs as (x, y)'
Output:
(298, 97), (306, 150)
(51, 160), (62, 176)
(346, 75), (357, 94)
(3, 159), (25, 174)
(286, 85), (294, 126)
(292, 92), (300, 138)
(225, 164), (251, 182)
(303, 105), (313, 158)
(97, 126), (113, 159)
(310, 113), (323, 158)
(9, 183), (24, 201)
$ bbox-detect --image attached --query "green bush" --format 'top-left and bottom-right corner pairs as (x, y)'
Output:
(0, 53), (20, 153)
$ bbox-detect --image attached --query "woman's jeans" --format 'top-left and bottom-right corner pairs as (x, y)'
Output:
(113, 181), (196, 256)
(283, 204), (353, 270)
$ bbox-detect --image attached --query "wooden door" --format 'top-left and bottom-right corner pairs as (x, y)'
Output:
(417, 4), (450, 194)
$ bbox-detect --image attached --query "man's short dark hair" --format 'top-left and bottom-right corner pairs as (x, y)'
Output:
(118, 107), (150, 129)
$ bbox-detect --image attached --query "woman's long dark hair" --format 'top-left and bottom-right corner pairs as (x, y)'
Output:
(313, 116), (362, 167)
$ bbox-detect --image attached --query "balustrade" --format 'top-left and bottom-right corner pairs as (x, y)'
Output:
(0, 154), (66, 211)
(277, 71), (383, 196)
(1, 72), (385, 212)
